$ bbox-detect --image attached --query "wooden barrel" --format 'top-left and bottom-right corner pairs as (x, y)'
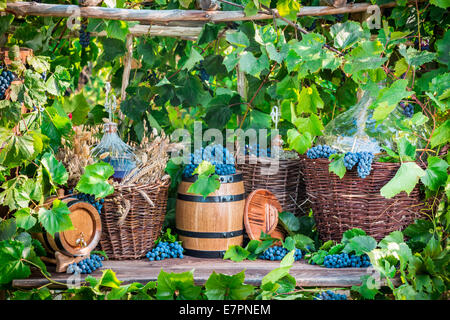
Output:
(176, 173), (245, 258)
(34, 196), (102, 257)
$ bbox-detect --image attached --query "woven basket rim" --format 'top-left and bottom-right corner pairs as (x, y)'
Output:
(113, 177), (171, 190)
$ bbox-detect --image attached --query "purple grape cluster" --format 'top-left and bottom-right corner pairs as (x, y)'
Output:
(67, 254), (104, 275)
(323, 253), (371, 268)
(146, 241), (184, 261)
(357, 152), (374, 179)
(306, 145), (338, 159)
(343, 151), (374, 179)
(258, 246), (303, 261)
(182, 145), (236, 177)
(0, 70), (14, 100)
(399, 102), (414, 118)
(79, 23), (90, 49)
(314, 290), (347, 300)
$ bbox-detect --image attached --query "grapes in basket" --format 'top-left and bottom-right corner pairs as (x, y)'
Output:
(183, 145), (236, 178)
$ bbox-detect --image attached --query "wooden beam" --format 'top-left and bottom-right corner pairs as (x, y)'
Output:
(4, 1), (408, 24)
(12, 257), (392, 289)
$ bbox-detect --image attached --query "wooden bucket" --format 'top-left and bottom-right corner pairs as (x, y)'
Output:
(176, 173), (246, 258)
(34, 196), (102, 257)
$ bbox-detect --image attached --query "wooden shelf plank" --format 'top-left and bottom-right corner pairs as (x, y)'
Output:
(12, 256), (381, 289)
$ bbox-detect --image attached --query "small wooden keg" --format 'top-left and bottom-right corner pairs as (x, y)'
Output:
(34, 196), (102, 257)
(176, 173), (246, 258)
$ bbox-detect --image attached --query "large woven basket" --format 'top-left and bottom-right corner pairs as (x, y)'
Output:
(99, 179), (170, 260)
(237, 155), (307, 216)
(299, 155), (422, 241)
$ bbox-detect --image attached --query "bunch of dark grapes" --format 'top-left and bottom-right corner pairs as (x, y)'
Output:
(146, 241), (184, 261)
(68, 190), (104, 215)
(199, 68), (210, 82)
(67, 254), (104, 274)
(79, 23), (91, 49)
(306, 145), (338, 159)
(344, 152), (359, 170)
(314, 290), (347, 300)
(342, 151), (374, 179)
(323, 253), (371, 268)
(399, 102), (414, 118)
(182, 145), (236, 178)
(258, 246), (302, 261)
(245, 143), (271, 158)
(357, 152), (374, 179)
(0, 70), (14, 100)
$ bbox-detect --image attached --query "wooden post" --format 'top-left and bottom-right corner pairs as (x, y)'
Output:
(236, 64), (247, 125)
(119, 33), (134, 120)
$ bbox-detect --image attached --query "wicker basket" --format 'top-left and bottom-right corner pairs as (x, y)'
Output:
(299, 155), (422, 241)
(99, 179), (170, 260)
(237, 155), (307, 216)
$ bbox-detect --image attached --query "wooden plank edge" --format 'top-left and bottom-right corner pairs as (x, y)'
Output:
(3, 1), (420, 23)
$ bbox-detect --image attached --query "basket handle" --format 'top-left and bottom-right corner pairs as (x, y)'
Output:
(264, 203), (279, 234)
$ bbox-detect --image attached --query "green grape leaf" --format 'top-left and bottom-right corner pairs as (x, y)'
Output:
(276, 0), (300, 21)
(226, 31), (250, 49)
(342, 228), (367, 243)
(430, 120), (450, 148)
(287, 130), (312, 155)
(0, 218), (17, 241)
(297, 85), (324, 114)
(430, 0), (450, 9)
(282, 236), (296, 251)
(372, 79), (412, 122)
(136, 40), (156, 68)
(380, 162), (425, 199)
(187, 174), (220, 199)
(435, 29), (450, 65)
(0, 134), (35, 168)
(398, 44), (437, 68)
(197, 23), (222, 46)
(397, 137), (416, 162)
(238, 51), (269, 79)
(292, 234), (314, 251)
(330, 21), (364, 49)
(244, 1), (258, 17)
(106, 20), (129, 41)
(178, 0), (193, 8)
(420, 156), (449, 191)
(205, 271), (255, 300)
(63, 93), (91, 126)
(379, 231), (404, 249)
(98, 269), (122, 289)
(193, 160), (215, 176)
(40, 152), (68, 186)
(223, 52), (239, 73)
(351, 275), (380, 300)
(223, 245), (250, 262)
(0, 240), (31, 284)
(156, 269), (201, 300)
(182, 47), (203, 71)
(75, 162), (115, 199)
(14, 208), (37, 231)
(343, 40), (387, 75)
(343, 235), (377, 256)
(37, 199), (73, 237)
(278, 211), (300, 234)
(328, 153), (346, 179)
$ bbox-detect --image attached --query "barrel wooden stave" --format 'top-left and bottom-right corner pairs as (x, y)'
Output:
(176, 174), (245, 257)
